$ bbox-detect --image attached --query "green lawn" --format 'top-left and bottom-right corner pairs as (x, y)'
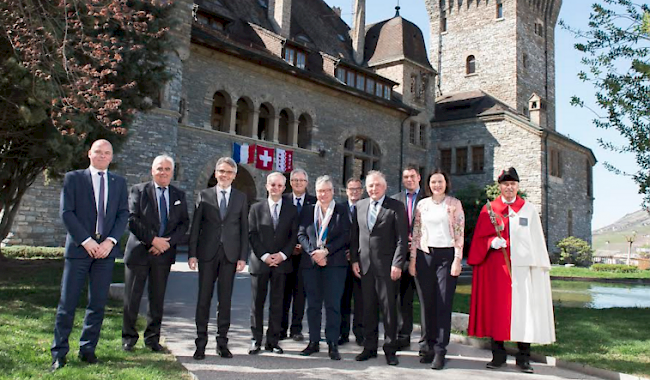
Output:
(550, 266), (650, 279)
(0, 258), (190, 380)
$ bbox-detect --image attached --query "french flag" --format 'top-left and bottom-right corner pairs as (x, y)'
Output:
(232, 142), (255, 164)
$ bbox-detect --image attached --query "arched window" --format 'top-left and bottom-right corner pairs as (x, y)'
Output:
(211, 91), (232, 132)
(257, 103), (274, 141)
(343, 136), (381, 183)
(466, 55), (476, 75)
(235, 97), (254, 137)
(278, 109), (293, 145)
(297, 114), (312, 149)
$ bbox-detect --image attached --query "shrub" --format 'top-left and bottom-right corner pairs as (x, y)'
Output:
(557, 236), (593, 267)
(591, 264), (639, 273)
(1, 245), (64, 259)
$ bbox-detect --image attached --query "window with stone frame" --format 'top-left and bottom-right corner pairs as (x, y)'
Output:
(283, 46), (306, 69)
(343, 136), (381, 183)
(472, 146), (485, 173)
(440, 148), (452, 174)
(586, 159), (593, 197)
(534, 22), (544, 37)
(496, 0), (504, 19)
(549, 148), (562, 178)
(409, 122), (417, 145)
(356, 73), (365, 91)
(567, 209), (573, 237)
(196, 11), (226, 31)
(466, 55), (476, 75)
(441, 10), (447, 32)
(456, 147), (468, 174)
(419, 123), (427, 148)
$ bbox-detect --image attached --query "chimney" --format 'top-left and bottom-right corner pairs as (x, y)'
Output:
(332, 6), (342, 18)
(350, 0), (365, 65)
(268, 0), (292, 38)
(528, 93), (547, 129)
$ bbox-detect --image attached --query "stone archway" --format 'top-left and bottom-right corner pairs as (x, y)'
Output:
(206, 164), (257, 207)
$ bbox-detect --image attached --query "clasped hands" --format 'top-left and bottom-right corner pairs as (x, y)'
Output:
(311, 248), (327, 267)
(149, 236), (171, 255)
(82, 239), (115, 259)
(264, 253), (285, 267)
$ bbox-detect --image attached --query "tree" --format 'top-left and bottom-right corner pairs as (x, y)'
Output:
(561, 0), (650, 208)
(0, 0), (174, 258)
(556, 236), (594, 267)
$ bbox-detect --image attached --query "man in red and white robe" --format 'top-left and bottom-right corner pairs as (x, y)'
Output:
(468, 167), (555, 373)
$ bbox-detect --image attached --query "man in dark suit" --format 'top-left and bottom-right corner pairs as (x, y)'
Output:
(248, 172), (298, 355)
(391, 166), (426, 353)
(188, 157), (248, 360)
(280, 168), (316, 341)
(351, 170), (408, 366)
(339, 178), (364, 346)
(51, 139), (129, 371)
(122, 155), (190, 352)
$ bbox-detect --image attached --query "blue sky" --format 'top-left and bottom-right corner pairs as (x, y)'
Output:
(323, 0), (644, 230)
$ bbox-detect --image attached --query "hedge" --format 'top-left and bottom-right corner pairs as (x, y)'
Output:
(591, 264), (639, 273)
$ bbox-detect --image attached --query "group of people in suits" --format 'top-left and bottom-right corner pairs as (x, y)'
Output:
(50, 139), (554, 375)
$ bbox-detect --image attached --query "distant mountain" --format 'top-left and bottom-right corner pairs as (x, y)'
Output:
(593, 210), (650, 254)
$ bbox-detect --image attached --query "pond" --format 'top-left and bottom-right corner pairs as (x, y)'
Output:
(551, 280), (650, 309)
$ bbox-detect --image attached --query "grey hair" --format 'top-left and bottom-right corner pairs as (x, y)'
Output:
(266, 172), (287, 185)
(290, 167), (308, 181)
(152, 154), (175, 169)
(315, 175), (333, 190)
(365, 170), (387, 186)
(216, 157), (238, 173)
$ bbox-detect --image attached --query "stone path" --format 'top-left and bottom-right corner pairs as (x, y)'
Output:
(156, 254), (601, 380)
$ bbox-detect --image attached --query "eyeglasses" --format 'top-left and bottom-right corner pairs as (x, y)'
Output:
(347, 187), (362, 192)
(217, 169), (235, 175)
(291, 179), (307, 183)
(316, 188), (333, 194)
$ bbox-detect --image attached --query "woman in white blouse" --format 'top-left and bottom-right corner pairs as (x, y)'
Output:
(409, 169), (465, 370)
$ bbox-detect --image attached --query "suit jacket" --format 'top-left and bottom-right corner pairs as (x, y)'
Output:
(282, 193), (316, 217)
(350, 196), (408, 276)
(60, 168), (129, 259)
(124, 182), (190, 266)
(391, 189), (425, 269)
(188, 186), (249, 263)
(248, 199), (298, 274)
(297, 203), (351, 268)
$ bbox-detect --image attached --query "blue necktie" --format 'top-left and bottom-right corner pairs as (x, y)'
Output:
(97, 172), (105, 236)
(220, 190), (227, 219)
(296, 198), (302, 214)
(368, 201), (379, 231)
(159, 187), (167, 236)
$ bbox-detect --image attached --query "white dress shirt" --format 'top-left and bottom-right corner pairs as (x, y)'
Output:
(216, 185), (232, 207)
(82, 166), (116, 245)
(261, 197), (288, 263)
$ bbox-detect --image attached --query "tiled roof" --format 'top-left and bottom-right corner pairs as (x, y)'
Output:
(364, 15), (432, 69)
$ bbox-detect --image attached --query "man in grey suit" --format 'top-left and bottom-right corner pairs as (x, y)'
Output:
(391, 166), (426, 353)
(122, 155), (190, 352)
(351, 170), (408, 366)
(248, 172), (298, 355)
(188, 157), (248, 360)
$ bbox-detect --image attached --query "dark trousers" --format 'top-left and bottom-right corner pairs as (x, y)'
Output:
(195, 249), (237, 349)
(122, 261), (172, 346)
(340, 265), (363, 340)
(492, 340), (532, 364)
(250, 270), (286, 346)
(281, 255), (305, 335)
(361, 266), (398, 354)
(302, 265), (348, 344)
(414, 248), (457, 356)
(396, 268), (416, 343)
(51, 257), (115, 359)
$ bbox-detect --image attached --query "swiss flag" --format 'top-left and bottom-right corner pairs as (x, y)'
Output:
(255, 145), (275, 171)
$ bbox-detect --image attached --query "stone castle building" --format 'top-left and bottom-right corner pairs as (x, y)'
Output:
(9, 0), (595, 253)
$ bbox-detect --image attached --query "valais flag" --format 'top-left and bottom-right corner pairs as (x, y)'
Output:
(255, 145), (275, 171)
(232, 142), (255, 164)
(275, 148), (293, 172)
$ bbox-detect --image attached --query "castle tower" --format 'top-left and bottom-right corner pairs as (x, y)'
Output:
(425, 0), (561, 130)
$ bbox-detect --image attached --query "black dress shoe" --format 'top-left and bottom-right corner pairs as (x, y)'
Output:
(486, 359), (507, 369)
(300, 342), (320, 356)
(420, 352), (434, 364)
(217, 345), (233, 358)
(516, 361), (534, 373)
(432, 354), (445, 370)
(78, 351), (98, 364)
(248, 342), (261, 355)
(146, 342), (164, 352)
(355, 349), (378, 361)
(338, 336), (349, 346)
(328, 344), (341, 360)
(385, 352), (399, 366)
(355, 337), (365, 346)
(291, 333), (304, 341)
(193, 348), (206, 360)
(265, 343), (284, 354)
(395, 339), (410, 351)
(418, 349), (427, 357)
(122, 343), (135, 352)
(50, 357), (66, 372)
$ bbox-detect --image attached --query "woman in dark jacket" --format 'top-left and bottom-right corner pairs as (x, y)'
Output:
(297, 175), (350, 360)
